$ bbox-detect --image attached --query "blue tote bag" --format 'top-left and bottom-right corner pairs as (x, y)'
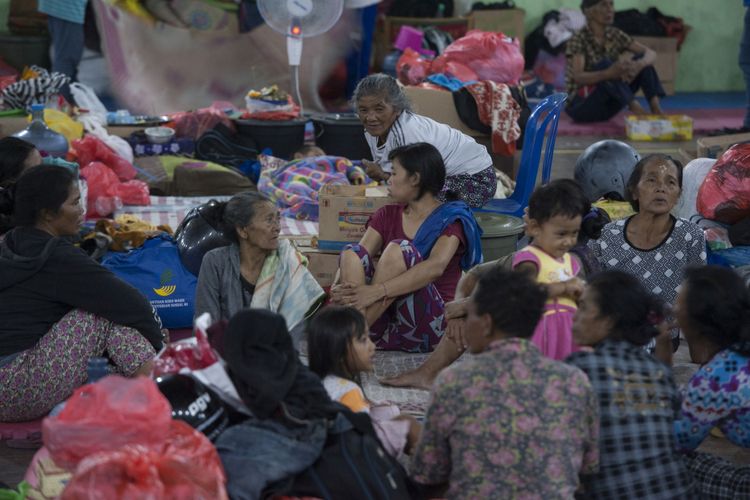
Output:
(101, 234), (197, 328)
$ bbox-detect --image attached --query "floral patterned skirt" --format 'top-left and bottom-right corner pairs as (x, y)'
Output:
(344, 241), (445, 353)
(0, 309), (156, 422)
(439, 165), (496, 208)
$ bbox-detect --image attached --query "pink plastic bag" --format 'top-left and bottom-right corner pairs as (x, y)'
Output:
(697, 143), (750, 224)
(440, 60), (478, 82)
(61, 421), (227, 500)
(396, 48), (432, 86)
(42, 376), (173, 469)
(431, 30), (524, 84)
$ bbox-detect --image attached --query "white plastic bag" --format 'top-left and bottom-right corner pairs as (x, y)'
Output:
(70, 82), (135, 164)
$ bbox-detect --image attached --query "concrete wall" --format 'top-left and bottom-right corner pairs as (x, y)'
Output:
(457, 0), (745, 92)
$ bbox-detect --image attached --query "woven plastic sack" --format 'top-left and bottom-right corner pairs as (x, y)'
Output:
(431, 30), (524, 84)
(42, 376), (173, 469)
(697, 143), (750, 224)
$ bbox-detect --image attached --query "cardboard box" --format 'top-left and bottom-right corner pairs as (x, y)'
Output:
(468, 8), (525, 49)
(403, 86), (482, 137)
(676, 147), (697, 164)
(625, 114), (693, 141)
(696, 132), (750, 159)
(632, 36), (678, 96)
(318, 184), (393, 251)
(302, 248), (340, 288)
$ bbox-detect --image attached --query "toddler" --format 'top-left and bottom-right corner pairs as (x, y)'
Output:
(513, 179), (588, 359)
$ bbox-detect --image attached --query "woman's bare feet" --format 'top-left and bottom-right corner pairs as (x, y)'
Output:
(649, 96), (664, 115)
(628, 99), (648, 115)
(380, 335), (464, 390)
(381, 367), (438, 390)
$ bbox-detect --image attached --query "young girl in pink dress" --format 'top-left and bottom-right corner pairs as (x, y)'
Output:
(513, 180), (588, 360)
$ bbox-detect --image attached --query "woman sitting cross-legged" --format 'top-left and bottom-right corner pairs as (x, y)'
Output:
(0, 165), (164, 422)
(331, 142), (482, 353)
(567, 270), (695, 499)
(565, 0), (666, 123)
(410, 267), (599, 498)
(672, 266), (750, 499)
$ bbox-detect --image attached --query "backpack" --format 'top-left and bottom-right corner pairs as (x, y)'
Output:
(273, 409), (417, 500)
(195, 123), (258, 169)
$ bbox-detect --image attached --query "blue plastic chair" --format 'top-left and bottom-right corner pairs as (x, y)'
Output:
(475, 92), (568, 217)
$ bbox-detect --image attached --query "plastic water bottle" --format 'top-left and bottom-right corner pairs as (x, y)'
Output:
(13, 104), (69, 158)
(382, 49), (402, 78)
(86, 357), (110, 384)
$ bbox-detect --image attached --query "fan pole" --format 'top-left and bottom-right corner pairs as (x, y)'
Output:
(287, 34), (304, 114)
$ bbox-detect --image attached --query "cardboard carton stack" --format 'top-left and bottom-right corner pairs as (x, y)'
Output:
(298, 184), (393, 289)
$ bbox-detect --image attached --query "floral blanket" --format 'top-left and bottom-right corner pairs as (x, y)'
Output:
(258, 155), (374, 221)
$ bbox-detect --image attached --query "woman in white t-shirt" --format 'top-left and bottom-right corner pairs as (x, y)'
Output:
(353, 73), (496, 208)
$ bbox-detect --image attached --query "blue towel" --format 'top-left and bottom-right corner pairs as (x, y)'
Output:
(426, 73), (477, 92)
(413, 201), (483, 270)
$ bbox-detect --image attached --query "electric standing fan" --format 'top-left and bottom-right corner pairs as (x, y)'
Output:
(258, 0), (344, 113)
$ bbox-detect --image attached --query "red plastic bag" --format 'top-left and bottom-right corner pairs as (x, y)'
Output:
(70, 135), (136, 181)
(697, 143), (750, 224)
(81, 161), (123, 218)
(396, 48), (432, 86)
(154, 316), (248, 415)
(81, 162), (150, 217)
(115, 179), (150, 205)
(431, 30), (524, 84)
(43, 376), (173, 469)
(61, 421), (227, 500)
(153, 321), (219, 377)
